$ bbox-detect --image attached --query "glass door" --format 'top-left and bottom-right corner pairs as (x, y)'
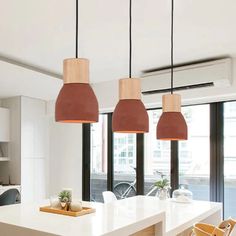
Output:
(90, 115), (108, 202)
(179, 105), (210, 200)
(144, 110), (171, 196)
(113, 133), (137, 199)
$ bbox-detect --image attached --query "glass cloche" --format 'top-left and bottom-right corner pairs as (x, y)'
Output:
(172, 184), (193, 203)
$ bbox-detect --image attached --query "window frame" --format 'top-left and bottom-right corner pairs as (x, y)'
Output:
(83, 101), (233, 218)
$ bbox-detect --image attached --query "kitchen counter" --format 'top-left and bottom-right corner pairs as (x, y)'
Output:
(158, 198), (222, 236)
(0, 196), (222, 236)
(0, 196), (165, 236)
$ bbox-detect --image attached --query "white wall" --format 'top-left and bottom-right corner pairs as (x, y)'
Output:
(92, 58), (236, 112)
(47, 101), (82, 199)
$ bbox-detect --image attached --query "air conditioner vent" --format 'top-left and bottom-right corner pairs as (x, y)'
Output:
(142, 82), (214, 95)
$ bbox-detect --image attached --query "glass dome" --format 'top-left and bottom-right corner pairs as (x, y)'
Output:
(172, 184), (193, 203)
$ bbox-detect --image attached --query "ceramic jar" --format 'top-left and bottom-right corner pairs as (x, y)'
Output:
(70, 201), (83, 212)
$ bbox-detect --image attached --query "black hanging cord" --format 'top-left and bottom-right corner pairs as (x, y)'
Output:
(129, 0), (132, 78)
(170, 0), (174, 94)
(75, 0), (78, 58)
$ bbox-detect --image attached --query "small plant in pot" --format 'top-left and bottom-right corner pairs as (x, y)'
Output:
(155, 178), (171, 200)
(58, 190), (72, 211)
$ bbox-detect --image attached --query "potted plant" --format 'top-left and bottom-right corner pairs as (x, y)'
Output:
(58, 190), (72, 210)
(155, 178), (171, 200)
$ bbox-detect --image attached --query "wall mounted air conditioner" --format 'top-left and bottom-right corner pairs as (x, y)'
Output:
(141, 58), (232, 95)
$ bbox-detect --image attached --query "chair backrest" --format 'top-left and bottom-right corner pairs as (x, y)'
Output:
(218, 220), (231, 236)
(193, 223), (231, 236)
(0, 189), (20, 206)
(219, 218), (236, 235)
(193, 223), (215, 236)
(228, 218), (236, 235)
(102, 191), (117, 203)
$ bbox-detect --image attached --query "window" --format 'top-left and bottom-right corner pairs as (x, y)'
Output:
(84, 101), (236, 219)
(113, 133), (136, 199)
(224, 101), (236, 218)
(128, 152), (133, 157)
(179, 105), (210, 201)
(144, 110), (171, 196)
(119, 151), (126, 157)
(153, 150), (161, 158)
(128, 135), (134, 144)
(90, 115), (108, 202)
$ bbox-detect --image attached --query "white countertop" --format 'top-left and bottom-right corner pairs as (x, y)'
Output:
(0, 185), (21, 189)
(0, 196), (222, 236)
(145, 197), (222, 235)
(0, 196), (165, 236)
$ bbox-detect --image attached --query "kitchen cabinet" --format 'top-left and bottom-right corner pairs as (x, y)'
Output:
(0, 142), (9, 161)
(0, 157), (10, 161)
(0, 108), (10, 142)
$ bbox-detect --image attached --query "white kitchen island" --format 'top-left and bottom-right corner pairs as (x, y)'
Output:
(0, 196), (222, 236)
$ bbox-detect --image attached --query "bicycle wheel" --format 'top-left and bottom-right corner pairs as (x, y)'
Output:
(113, 182), (136, 199)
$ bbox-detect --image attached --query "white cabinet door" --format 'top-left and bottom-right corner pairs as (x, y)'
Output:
(0, 108), (10, 142)
(21, 158), (46, 203)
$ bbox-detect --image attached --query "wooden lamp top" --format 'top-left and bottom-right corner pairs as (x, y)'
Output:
(119, 78), (141, 100)
(162, 94), (181, 112)
(63, 58), (89, 84)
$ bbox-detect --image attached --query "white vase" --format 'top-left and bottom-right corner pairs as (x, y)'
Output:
(50, 196), (60, 209)
(158, 189), (169, 200)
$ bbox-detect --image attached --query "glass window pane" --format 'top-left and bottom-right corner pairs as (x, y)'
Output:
(224, 101), (236, 218)
(144, 110), (171, 196)
(113, 133), (136, 199)
(179, 105), (210, 201)
(90, 115), (108, 202)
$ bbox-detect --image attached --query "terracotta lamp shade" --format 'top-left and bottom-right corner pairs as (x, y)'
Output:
(156, 94), (187, 140)
(55, 83), (98, 123)
(55, 58), (98, 123)
(112, 78), (149, 133)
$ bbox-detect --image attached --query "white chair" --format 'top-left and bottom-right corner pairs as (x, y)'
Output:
(102, 191), (117, 203)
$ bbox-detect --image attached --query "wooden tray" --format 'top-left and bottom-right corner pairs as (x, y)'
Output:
(39, 206), (96, 217)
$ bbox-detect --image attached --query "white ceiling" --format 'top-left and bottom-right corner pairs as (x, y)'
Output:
(0, 0), (236, 100)
(0, 61), (62, 100)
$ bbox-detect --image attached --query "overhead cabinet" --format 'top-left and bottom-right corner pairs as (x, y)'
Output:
(0, 107), (10, 142)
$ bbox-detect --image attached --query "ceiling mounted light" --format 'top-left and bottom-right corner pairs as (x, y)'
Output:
(156, 0), (187, 140)
(55, 0), (98, 123)
(112, 0), (149, 133)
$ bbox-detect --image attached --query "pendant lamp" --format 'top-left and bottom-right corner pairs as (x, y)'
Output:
(55, 0), (98, 123)
(112, 0), (149, 133)
(156, 0), (187, 140)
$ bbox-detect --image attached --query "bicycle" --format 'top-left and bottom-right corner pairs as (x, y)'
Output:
(113, 167), (137, 199)
(113, 167), (167, 199)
